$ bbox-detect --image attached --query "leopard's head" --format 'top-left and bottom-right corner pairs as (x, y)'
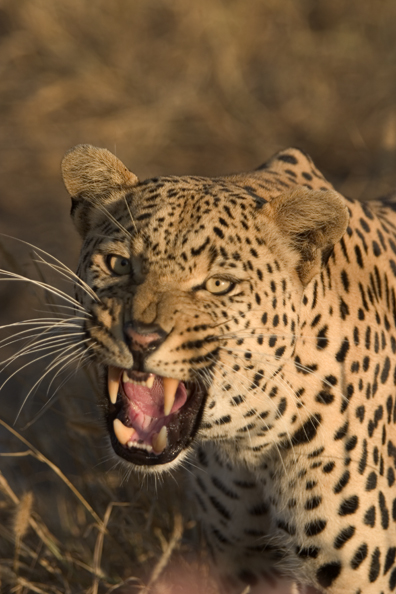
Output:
(62, 145), (348, 472)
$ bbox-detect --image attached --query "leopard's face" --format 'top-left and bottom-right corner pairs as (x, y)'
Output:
(76, 179), (302, 470)
(62, 144), (348, 472)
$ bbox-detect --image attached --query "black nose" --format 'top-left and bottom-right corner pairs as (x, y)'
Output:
(123, 320), (168, 370)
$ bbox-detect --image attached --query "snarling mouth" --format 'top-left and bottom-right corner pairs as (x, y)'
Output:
(106, 366), (207, 466)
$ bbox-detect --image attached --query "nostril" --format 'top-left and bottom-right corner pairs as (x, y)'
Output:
(123, 321), (167, 353)
(128, 329), (161, 347)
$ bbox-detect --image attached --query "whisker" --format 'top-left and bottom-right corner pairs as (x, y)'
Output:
(39, 303), (90, 315)
(44, 347), (91, 396)
(13, 342), (91, 424)
(44, 338), (92, 372)
(0, 233), (99, 304)
(20, 351), (96, 431)
(83, 196), (133, 240)
(32, 252), (99, 303)
(0, 330), (82, 362)
(1, 319), (84, 341)
(0, 269), (86, 312)
(0, 332), (87, 371)
(123, 195), (137, 234)
(0, 341), (82, 398)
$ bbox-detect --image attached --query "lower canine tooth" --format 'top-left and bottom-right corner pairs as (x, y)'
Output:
(163, 377), (179, 415)
(113, 418), (136, 446)
(146, 374), (155, 389)
(108, 366), (121, 404)
(152, 426), (168, 454)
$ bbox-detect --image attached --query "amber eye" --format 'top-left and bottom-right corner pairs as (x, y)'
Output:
(205, 277), (235, 295)
(106, 255), (132, 276)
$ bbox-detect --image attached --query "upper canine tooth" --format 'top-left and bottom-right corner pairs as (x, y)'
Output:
(113, 418), (136, 446)
(108, 366), (121, 404)
(163, 377), (179, 416)
(146, 374), (155, 389)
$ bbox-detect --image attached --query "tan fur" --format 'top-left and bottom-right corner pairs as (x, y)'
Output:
(61, 145), (396, 593)
(263, 188), (349, 284)
(62, 144), (138, 199)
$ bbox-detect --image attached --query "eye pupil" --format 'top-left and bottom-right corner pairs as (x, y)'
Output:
(205, 277), (235, 295)
(107, 254), (131, 276)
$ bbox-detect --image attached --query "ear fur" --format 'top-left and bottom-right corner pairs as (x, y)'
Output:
(262, 188), (349, 285)
(62, 144), (138, 199)
(61, 144), (138, 237)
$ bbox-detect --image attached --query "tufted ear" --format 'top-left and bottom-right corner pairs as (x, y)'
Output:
(61, 144), (138, 238)
(262, 187), (349, 285)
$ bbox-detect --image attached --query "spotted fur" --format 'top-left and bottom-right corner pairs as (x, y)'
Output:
(61, 144), (396, 593)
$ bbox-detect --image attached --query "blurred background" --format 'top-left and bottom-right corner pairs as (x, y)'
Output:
(0, 0), (396, 591)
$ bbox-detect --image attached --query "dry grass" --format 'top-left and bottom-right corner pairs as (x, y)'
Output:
(0, 410), (203, 593)
(0, 0), (396, 591)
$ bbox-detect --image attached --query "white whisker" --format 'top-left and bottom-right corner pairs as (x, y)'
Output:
(0, 341), (82, 397)
(0, 269), (86, 312)
(0, 319), (84, 351)
(21, 350), (96, 431)
(14, 345), (89, 424)
(0, 233), (100, 303)
(0, 332), (86, 371)
(32, 252), (99, 303)
(123, 195), (138, 234)
(83, 197), (133, 240)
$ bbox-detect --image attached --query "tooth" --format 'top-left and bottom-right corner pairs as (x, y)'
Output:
(128, 442), (153, 452)
(122, 372), (155, 388)
(163, 377), (179, 415)
(146, 374), (155, 389)
(152, 426), (168, 454)
(108, 366), (121, 404)
(113, 418), (136, 445)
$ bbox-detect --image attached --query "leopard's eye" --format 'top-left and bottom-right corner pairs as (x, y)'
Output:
(205, 277), (235, 295)
(106, 255), (132, 276)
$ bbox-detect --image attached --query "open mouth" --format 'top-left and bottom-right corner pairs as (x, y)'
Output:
(106, 366), (207, 466)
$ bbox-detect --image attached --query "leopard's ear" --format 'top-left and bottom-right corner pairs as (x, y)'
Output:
(61, 145), (138, 237)
(261, 188), (349, 285)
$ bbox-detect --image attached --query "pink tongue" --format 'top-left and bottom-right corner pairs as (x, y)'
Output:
(121, 375), (188, 442)
(123, 376), (165, 417)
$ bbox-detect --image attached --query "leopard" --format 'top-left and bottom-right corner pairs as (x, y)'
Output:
(59, 143), (396, 594)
